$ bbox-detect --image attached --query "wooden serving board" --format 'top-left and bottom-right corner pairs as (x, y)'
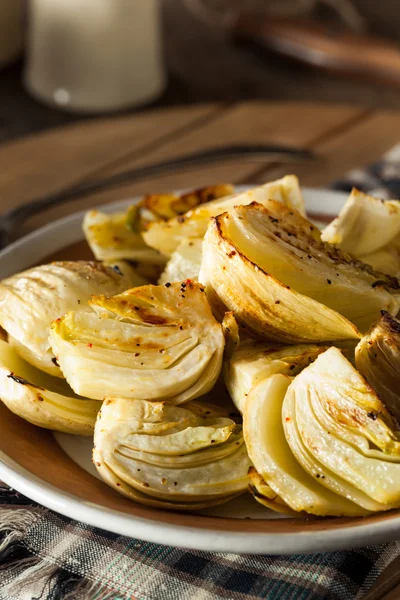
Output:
(2, 101), (400, 241)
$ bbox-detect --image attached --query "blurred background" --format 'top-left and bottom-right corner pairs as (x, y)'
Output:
(2, 0), (400, 144)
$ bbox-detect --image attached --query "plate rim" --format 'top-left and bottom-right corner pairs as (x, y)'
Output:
(3, 448), (400, 555)
(2, 185), (395, 555)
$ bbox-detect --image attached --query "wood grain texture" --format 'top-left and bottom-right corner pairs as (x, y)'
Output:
(4, 0), (400, 148)
(256, 109), (400, 187)
(0, 104), (219, 211)
(0, 101), (367, 237)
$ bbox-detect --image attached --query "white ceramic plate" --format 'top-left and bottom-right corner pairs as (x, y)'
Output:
(2, 187), (399, 555)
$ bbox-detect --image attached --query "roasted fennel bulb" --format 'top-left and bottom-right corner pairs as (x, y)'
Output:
(0, 340), (100, 434)
(143, 176), (305, 257)
(358, 240), (400, 278)
(225, 341), (327, 413)
(282, 347), (400, 512)
(356, 311), (400, 422)
(244, 373), (366, 516)
(0, 261), (137, 377)
(322, 188), (400, 276)
(83, 185), (233, 263)
(322, 188), (400, 256)
(131, 184), (234, 225)
(158, 238), (203, 284)
(93, 397), (251, 510)
(83, 210), (166, 264)
(50, 281), (225, 403)
(200, 201), (400, 342)
(245, 346), (400, 516)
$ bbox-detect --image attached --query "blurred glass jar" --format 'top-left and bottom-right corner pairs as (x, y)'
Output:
(24, 0), (166, 113)
(0, 0), (24, 68)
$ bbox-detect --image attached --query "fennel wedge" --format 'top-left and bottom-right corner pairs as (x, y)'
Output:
(83, 185), (233, 263)
(359, 244), (400, 278)
(322, 188), (400, 277)
(283, 347), (400, 511)
(158, 238), (203, 284)
(244, 374), (366, 516)
(224, 340), (327, 413)
(93, 397), (251, 510)
(200, 201), (400, 342)
(356, 311), (400, 422)
(83, 210), (166, 264)
(0, 340), (100, 434)
(50, 281), (225, 403)
(143, 176), (305, 257)
(322, 188), (400, 257)
(0, 261), (138, 377)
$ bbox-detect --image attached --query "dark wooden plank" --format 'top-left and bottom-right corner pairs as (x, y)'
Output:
(0, 104), (221, 213)
(254, 110), (400, 188)
(16, 101), (364, 235)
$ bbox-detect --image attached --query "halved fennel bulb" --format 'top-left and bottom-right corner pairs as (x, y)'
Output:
(200, 201), (400, 342)
(128, 184), (234, 226)
(244, 373), (366, 516)
(158, 238), (203, 284)
(283, 347), (400, 512)
(224, 340), (327, 413)
(356, 311), (400, 422)
(83, 185), (233, 263)
(93, 397), (251, 510)
(0, 340), (100, 435)
(50, 281), (225, 403)
(358, 240), (400, 278)
(83, 210), (166, 264)
(322, 188), (400, 277)
(322, 188), (400, 257)
(0, 261), (138, 377)
(143, 175), (305, 257)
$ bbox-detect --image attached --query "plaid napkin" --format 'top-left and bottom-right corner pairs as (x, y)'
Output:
(2, 146), (400, 600)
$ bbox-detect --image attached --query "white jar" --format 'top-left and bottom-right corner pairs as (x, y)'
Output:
(0, 0), (24, 68)
(24, 0), (166, 113)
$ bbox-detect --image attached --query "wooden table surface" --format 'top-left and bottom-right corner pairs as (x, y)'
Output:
(1, 100), (400, 599)
(5, 0), (400, 147)
(2, 100), (400, 242)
